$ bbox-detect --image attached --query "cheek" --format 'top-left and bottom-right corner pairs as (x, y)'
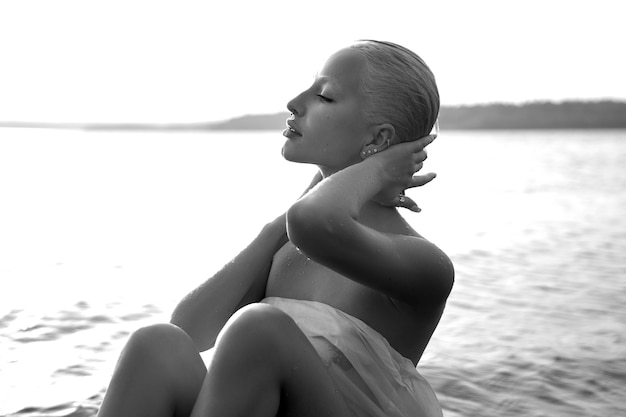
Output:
(305, 104), (368, 156)
(317, 111), (364, 140)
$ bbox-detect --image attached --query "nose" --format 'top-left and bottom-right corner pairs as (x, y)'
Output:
(286, 91), (305, 116)
(286, 100), (298, 117)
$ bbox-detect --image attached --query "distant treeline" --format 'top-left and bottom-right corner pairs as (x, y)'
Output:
(209, 101), (626, 131)
(439, 101), (626, 129)
(1, 100), (625, 131)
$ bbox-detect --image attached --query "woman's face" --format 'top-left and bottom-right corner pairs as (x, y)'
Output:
(282, 48), (372, 174)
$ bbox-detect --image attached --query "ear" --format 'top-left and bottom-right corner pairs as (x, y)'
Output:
(360, 123), (396, 159)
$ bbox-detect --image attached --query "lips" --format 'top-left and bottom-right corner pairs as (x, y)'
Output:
(283, 119), (302, 139)
(286, 120), (302, 135)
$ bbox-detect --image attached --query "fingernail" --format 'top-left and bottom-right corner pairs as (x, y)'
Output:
(410, 204), (421, 213)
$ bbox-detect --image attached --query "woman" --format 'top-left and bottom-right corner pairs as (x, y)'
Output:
(97, 40), (454, 417)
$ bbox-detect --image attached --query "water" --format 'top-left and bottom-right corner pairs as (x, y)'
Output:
(0, 128), (624, 416)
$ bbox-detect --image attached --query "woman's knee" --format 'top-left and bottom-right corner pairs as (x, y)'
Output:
(216, 304), (297, 355)
(124, 323), (206, 385)
(102, 323), (206, 417)
(206, 305), (351, 417)
(125, 323), (199, 362)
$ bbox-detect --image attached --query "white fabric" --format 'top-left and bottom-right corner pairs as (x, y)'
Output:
(261, 297), (443, 417)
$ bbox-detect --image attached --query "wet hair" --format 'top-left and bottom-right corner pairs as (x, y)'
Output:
(349, 40), (439, 143)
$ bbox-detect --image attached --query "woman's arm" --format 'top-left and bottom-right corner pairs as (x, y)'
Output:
(170, 214), (287, 351)
(170, 172), (323, 351)
(287, 135), (454, 306)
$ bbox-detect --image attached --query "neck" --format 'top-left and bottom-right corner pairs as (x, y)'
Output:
(319, 166), (338, 179)
(317, 161), (360, 179)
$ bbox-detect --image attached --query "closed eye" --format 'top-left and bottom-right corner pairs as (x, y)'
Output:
(317, 94), (333, 103)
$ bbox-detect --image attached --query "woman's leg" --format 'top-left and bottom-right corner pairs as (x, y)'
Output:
(190, 304), (352, 417)
(97, 323), (207, 417)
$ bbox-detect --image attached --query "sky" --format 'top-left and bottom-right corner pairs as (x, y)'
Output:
(0, 0), (624, 123)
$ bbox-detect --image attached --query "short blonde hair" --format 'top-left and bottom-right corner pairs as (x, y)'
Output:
(350, 40), (439, 143)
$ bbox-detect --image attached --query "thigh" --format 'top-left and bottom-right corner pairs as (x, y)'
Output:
(192, 304), (353, 417)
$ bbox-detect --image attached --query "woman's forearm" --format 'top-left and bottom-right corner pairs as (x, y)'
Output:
(320, 159), (385, 216)
(170, 215), (287, 351)
(286, 159), (386, 263)
(289, 159), (383, 227)
(287, 137), (431, 244)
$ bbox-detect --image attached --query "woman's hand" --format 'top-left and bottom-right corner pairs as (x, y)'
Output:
(367, 134), (437, 212)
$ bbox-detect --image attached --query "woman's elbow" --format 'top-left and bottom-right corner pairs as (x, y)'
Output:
(286, 200), (343, 251)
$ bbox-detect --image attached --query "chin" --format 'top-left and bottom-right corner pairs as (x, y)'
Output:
(281, 142), (307, 163)
(282, 152), (311, 164)
(281, 144), (296, 162)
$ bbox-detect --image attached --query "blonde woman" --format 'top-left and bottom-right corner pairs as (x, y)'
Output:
(98, 40), (454, 417)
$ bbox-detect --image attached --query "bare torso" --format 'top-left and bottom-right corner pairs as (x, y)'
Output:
(265, 210), (446, 365)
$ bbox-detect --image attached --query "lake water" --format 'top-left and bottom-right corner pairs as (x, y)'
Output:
(0, 128), (624, 416)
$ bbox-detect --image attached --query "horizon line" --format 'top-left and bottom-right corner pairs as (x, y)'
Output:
(1, 98), (625, 129)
